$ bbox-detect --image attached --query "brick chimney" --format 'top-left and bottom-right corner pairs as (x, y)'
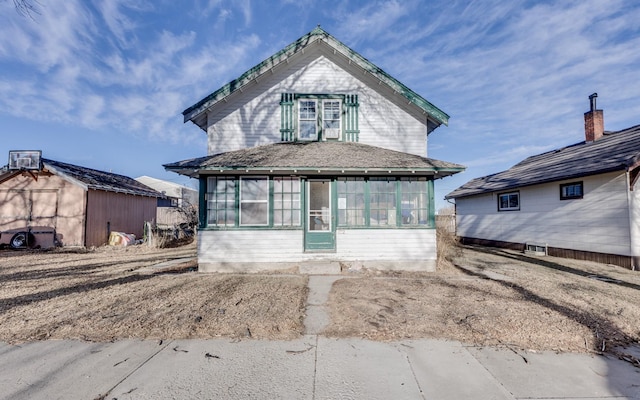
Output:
(584, 93), (604, 142)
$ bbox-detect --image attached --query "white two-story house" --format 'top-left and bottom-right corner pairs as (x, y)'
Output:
(166, 27), (464, 273)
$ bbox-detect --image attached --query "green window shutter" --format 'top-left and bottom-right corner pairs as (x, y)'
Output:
(280, 93), (295, 141)
(344, 94), (359, 142)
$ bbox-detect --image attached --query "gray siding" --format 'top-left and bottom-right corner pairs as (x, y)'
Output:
(456, 171), (632, 256)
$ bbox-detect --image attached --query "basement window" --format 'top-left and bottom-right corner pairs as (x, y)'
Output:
(560, 182), (583, 200)
(498, 191), (520, 211)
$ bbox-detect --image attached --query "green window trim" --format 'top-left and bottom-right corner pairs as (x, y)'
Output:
(279, 93), (359, 142)
(280, 93), (295, 141)
(202, 175), (302, 229)
(337, 177), (435, 228)
(344, 94), (359, 142)
(200, 175), (435, 230)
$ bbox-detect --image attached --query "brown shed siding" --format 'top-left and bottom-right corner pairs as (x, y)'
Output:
(460, 236), (633, 270)
(84, 190), (156, 247)
(0, 172), (86, 246)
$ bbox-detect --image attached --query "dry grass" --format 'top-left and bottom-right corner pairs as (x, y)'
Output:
(326, 227), (640, 362)
(1, 230), (639, 367)
(0, 242), (307, 343)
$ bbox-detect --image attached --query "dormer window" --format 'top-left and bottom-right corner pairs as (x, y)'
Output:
(280, 93), (358, 142)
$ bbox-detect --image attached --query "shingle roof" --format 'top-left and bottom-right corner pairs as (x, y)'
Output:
(164, 141), (465, 178)
(43, 158), (161, 197)
(446, 124), (640, 199)
(182, 26), (449, 130)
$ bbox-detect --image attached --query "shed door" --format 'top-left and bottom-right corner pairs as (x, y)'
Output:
(304, 180), (335, 251)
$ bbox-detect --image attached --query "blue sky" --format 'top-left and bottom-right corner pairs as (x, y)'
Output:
(1, 0), (639, 211)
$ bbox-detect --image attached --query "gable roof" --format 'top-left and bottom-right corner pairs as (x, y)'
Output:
(42, 159), (161, 197)
(164, 141), (465, 179)
(183, 26), (449, 131)
(135, 175), (197, 198)
(446, 124), (640, 199)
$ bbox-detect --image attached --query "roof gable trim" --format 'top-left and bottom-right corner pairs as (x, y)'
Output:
(183, 27), (449, 128)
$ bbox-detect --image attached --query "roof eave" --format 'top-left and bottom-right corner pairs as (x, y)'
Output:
(446, 165), (628, 199)
(166, 165), (464, 179)
(182, 27), (449, 129)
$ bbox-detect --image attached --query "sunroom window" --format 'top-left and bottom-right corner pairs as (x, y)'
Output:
(401, 178), (429, 225)
(337, 177), (365, 226)
(337, 177), (433, 228)
(273, 177), (301, 226)
(240, 177), (269, 225)
(369, 178), (396, 226)
(207, 177), (236, 226)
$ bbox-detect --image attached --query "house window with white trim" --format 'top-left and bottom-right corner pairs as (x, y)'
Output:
(240, 177), (269, 225)
(498, 191), (520, 211)
(298, 100), (318, 141)
(281, 93), (358, 142)
(560, 182), (583, 200)
(322, 100), (341, 139)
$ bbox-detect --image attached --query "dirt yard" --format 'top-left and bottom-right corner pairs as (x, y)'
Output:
(1, 238), (639, 365)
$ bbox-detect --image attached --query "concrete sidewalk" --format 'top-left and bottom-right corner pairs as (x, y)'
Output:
(0, 337), (638, 399)
(1, 274), (639, 399)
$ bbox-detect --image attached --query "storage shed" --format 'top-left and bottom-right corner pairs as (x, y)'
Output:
(0, 154), (160, 249)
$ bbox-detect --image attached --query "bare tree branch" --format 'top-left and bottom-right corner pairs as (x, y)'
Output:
(11, 0), (41, 19)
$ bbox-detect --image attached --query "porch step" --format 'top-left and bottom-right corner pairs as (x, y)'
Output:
(299, 261), (341, 275)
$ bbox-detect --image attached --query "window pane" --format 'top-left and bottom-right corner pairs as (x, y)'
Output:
(500, 195), (509, 209)
(561, 182), (583, 199)
(207, 177), (236, 227)
(299, 101), (316, 118)
(299, 121), (317, 140)
(240, 177), (268, 225)
(369, 179), (396, 226)
(273, 177), (301, 227)
(240, 203), (268, 225)
(241, 178), (268, 201)
(509, 194), (519, 208)
(400, 178), (428, 225)
(498, 192), (519, 211)
(337, 177), (365, 226)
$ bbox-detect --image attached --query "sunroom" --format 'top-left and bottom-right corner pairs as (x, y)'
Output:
(165, 141), (464, 272)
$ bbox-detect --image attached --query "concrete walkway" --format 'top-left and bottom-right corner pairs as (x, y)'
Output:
(0, 274), (638, 399)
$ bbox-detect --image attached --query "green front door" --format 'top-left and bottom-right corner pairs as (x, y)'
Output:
(304, 179), (335, 251)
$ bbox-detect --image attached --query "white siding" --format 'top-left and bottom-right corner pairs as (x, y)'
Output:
(206, 48), (427, 157)
(198, 228), (436, 272)
(629, 175), (640, 267)
(337, 229), (436, 268)
(456, 171), (632, 256)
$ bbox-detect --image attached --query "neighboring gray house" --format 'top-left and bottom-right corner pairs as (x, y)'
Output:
(447, 95), (640, 270)
(165, 27), (464, 273)
(135, 176), (198, 226)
